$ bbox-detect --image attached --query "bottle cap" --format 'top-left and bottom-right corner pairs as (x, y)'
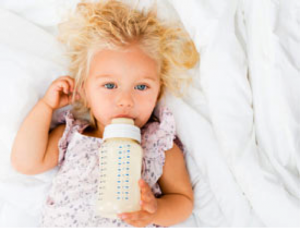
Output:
(103, 118), (141, 143)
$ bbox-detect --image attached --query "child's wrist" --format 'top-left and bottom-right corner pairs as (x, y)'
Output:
(39, 99), (55, 112)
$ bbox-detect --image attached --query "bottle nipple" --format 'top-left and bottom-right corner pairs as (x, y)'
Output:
(111, 118), (134, 125)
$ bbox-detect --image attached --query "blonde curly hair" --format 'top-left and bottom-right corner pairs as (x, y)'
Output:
(58, 0), (199, 124)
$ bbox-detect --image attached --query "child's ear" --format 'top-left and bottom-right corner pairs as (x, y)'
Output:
(156, 86), (164, 102)
(79, 82), (90, 108)
(79, 82), (85, 95)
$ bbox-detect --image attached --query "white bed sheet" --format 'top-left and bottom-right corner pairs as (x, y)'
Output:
(0, 0), (299, 227)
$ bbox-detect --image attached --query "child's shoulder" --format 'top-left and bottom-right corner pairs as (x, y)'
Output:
(142, 106), (176, 141)
(141, 106), (178, 161)
(54, 109), (90, 132)
(52, 123), (66, 134)
(49, 124), (66, 142)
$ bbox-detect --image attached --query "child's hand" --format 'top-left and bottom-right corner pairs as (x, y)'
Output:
(118, 179), (158, 227)
(41, 76), (80, 110)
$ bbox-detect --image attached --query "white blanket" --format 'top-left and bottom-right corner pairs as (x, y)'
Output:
(0, 0), (299, 227)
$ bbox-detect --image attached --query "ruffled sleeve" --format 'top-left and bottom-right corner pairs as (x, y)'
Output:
(141, 107), (176, 187)
(57, 110), (89, 167)
(141, 107), (176, 156)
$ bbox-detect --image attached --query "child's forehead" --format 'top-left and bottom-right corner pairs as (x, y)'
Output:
(91, 44), (152, 59)
(88, 45), (160, 77)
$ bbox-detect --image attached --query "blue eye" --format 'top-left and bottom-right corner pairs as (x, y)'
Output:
(135, 85), (148, 91)
(104, 83), (116, 89)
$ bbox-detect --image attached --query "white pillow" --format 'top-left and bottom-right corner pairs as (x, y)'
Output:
(0, 8), (68, 180)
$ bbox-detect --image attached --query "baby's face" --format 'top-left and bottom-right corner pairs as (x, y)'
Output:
(84, 45), (160, 136)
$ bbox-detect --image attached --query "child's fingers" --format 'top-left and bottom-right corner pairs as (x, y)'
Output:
(59, 76), (75, 92)
(138, 179), (157, 213)
(139, 179), (151, 192)
(56, 81), (70, 94)
(140, 199), (156, 214)
(54, 76), (75, 93)
(139, 179), (154, 201)
(118, 211), (147, 221)
(119, 215), (146, 228)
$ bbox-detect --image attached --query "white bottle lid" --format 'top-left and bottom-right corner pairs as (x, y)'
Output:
(103, 118), (141, 143)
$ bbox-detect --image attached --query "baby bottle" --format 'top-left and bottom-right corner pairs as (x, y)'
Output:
(96, 118), (143, 218)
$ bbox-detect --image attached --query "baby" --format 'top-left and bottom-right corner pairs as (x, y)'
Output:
(11, 0), (199, 227)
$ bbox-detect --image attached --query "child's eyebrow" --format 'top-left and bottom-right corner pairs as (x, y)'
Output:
(94, 74), (113, 79)
(94, 74), (158, 82)
(141, 76), (157, 82)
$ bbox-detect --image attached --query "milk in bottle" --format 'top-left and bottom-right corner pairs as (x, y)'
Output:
(96, 118), (143, 218)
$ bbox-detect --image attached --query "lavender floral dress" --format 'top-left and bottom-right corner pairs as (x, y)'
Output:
(40, 107), (176, 227)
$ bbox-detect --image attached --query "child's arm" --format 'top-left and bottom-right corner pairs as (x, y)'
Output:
(11, 76), (76, 175)
(118, 143), (193, 227)
(153, 144), (194, 225)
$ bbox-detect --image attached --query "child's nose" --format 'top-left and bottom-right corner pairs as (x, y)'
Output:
(117, 91), (134, 108)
